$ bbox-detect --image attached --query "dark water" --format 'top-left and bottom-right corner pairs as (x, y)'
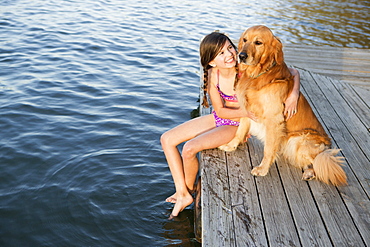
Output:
(0, 0), (369, 246)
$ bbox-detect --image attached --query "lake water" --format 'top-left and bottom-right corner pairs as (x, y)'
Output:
(0, 0), (369, 246)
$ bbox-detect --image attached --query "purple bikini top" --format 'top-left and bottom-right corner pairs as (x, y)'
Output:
(217, 70), (238, 102)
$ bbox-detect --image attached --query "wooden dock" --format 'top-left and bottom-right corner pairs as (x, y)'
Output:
(197, 45), (370, 246)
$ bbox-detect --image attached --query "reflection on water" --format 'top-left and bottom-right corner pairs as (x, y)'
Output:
(162, 209), (200, 246)
(0, 0), (369, 246)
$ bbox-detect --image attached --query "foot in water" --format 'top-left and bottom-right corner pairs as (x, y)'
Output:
(166, 193), (177, 203)
(169, 193), (194, 219)
(166, 188), (196, 204)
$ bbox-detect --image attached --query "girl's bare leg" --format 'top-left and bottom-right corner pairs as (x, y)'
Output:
(161, 115), (214, 206)
(161, 115), (238, 217)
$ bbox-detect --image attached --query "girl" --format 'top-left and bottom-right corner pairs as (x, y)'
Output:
(161, 32), (300, 218)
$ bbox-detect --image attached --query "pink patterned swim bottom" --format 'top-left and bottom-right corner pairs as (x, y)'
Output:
(212, 110), (240, 127)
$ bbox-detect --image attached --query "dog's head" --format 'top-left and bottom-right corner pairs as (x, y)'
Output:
(238, 25), (283, 70)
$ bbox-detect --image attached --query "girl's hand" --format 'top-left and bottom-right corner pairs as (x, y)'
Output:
(244, 133), (252, 142)
(244, 112), (255, 142)
(284, 91), (299, 120)
(285, 67), (300, 120)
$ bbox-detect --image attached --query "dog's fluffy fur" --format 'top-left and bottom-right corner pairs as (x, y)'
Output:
(219, 25), (347, 186)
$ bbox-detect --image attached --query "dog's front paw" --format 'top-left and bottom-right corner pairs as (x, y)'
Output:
(218, 138), (240, 152)
(218, 143), (237, 152)
(251, 166), (269, 176)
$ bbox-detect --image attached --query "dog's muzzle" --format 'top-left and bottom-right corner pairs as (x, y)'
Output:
(239, 52), (248, 63)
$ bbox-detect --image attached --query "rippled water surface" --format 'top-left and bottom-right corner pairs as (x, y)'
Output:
(0, 0), (369, 246)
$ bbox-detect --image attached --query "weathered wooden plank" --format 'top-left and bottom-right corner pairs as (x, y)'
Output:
(336, 177), (370, 247)
(331, 82), (370, 130)
(300, 70), (370, 192)
(350, 84), (370, 105)
(201, 149), (235, 246)
(292, 69), (368, 82)
(298, 70), (369, 246)
(276, 160), (333, 247)
(285, 59), (370, 72)
(284, 45), (370, 61)
(285, 55), (370, 68)
(284, 45), (370, 85)
(226, 144), (268, 247)
(310, 73), (370, 160)
(308, 181), (366, 247)
(247, 138), (302, 247)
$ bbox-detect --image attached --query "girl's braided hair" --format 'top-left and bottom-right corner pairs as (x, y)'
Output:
(200, 31), (238, 108)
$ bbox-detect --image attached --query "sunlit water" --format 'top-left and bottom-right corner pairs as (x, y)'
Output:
(0, 0), (369, 246)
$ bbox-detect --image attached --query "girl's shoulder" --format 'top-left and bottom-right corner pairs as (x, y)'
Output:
(208, 68), (218, 87)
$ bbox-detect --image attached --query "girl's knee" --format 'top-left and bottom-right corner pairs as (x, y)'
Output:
(161, 130), (181, 148)
(160, 131), (172, 147)
(182, 141), (199, 160)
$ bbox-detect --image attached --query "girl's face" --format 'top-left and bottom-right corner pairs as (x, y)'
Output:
(210, 41), (237, 69)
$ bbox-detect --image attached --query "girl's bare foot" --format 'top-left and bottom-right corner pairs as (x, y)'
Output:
(166, 193), (177, 203)
(166, 187), (196, 204)
(169, 192), (194, 219)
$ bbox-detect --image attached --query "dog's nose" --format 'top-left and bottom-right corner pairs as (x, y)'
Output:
(239, 52), (248, 62)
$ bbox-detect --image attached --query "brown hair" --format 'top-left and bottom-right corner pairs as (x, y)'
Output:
(200, 32), (238, 108)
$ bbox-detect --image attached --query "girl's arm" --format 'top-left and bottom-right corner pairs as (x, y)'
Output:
(285, 68), (300, 120)
(208, 72), (249, 120)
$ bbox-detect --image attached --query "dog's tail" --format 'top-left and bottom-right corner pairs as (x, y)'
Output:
(313, 149), (347, 186)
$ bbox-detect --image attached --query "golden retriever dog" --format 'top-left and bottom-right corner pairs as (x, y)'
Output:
(219, 25), (347, 186)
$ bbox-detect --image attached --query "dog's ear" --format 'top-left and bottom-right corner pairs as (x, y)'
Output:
(238, 30), (247, 52)
(273, 36), (284, 65)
